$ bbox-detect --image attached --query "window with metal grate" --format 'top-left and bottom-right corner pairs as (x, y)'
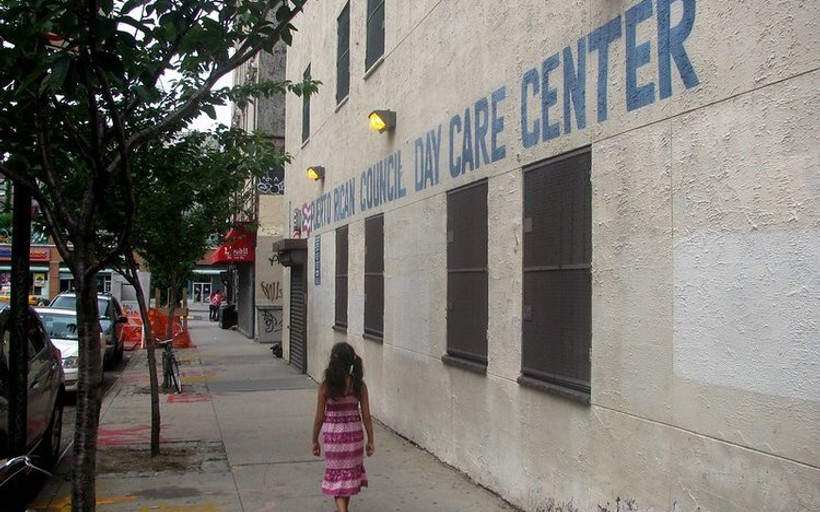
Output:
(301, 64), (311, 143)
(365, 0), (385, 71)
(336, 3), (350, 104)
(521, 148), (592, 400)
(444, 180), (488, 371)
(364, 214), (384, 340)
(335, 225), (349, 329)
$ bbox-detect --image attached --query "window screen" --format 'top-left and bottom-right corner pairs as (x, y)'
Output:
(365, 0), (385, 71)
(446, 180), (488, 366)
(301, 64), (311, 143)
(364, 214), (384, 339)
(335, 225), (349, 328)
(336, 3), (350, 103)
(522, 148), (592, 395)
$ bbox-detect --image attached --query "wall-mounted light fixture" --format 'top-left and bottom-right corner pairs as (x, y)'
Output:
(306, 166), (325, 182)
(368, 110), (396, 133)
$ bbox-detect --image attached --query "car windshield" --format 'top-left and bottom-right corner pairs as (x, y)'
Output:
(38, 312), (79, 341)
(51, 296), (111, 318)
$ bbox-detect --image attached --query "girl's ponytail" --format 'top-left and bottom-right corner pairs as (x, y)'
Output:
(351, 354), (364, 397)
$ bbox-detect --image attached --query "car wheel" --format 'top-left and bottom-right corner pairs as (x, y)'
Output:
(38, 398), (64, 468)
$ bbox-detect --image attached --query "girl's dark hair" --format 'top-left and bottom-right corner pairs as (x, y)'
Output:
(323, 342), (364, 399)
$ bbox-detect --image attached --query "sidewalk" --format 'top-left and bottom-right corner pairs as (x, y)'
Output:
(33, 314), (519, 512)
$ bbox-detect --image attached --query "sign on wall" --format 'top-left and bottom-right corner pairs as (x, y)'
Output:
(314, 234), (321, 285)
(303, 0), (701, 234)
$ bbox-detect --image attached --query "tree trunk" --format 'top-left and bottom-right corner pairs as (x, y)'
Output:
(121, 253), (161, 456)
(165, 282), (178, 342)
(71, 272), (104, 512)
(7, 183), (31, 512)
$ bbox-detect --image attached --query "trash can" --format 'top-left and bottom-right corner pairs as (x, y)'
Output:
(219, 303), (237, 329)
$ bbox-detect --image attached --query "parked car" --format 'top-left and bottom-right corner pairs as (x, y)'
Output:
(0, 307), (65, 469)
(35, 307), (106, 393)
(48, 292), (127, 370)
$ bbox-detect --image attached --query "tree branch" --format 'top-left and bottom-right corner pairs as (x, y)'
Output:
(124, 1), (307, 152)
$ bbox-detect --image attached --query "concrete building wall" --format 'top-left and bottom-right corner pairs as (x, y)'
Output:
(256, 195), (287, 344)
(235, 39), (289, 340)
(281, 1), (819, 510)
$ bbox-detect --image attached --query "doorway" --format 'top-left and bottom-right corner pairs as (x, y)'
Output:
(192, 282), (211, 303)
(289, 265), (307, 373)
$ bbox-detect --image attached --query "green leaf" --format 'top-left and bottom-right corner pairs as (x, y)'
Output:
(41, 54), (71, 94)
(201, 104), (217, 120)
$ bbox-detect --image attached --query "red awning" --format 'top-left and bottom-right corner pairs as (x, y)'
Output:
(211, 227), (256, 264)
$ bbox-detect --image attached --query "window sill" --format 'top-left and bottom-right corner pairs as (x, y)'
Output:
(332, 324), (347, 334)
(335, 96), (349, 112)
(363, 57), (384, 81)
(517, 375), (590, 405)
(362, 332), (383, 343)
(441, 354), (487, 375)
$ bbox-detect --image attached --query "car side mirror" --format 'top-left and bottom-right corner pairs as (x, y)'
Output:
(115, 316), (128, 324)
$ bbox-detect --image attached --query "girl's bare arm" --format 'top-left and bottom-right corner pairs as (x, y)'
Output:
(360, 382), (375, 456)
(312, 383), (327, 455)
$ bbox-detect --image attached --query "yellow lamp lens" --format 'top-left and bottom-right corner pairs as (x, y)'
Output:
(369, 112), (386, 132)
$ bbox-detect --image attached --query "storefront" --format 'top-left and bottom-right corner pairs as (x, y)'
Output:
(0, 246), (54, 302)
(210, 225), (256, 336)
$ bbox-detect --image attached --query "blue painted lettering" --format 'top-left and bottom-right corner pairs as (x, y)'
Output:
(414, 137), (425, 192)
(461, 107), (474, 173)
(474, 98), (491, 169)
(359, 170), (367, 212)
(491, 86), (506, 162)
(657, 0), (699, 99)
(425, 125), (442, 188)
(626, 0), (655, 111)
(541, 53), (561, 141)
(449, 114), (462, 178)
(563, 37), (587, 134)
(395, 151), (407, 199)
(521, 69), (540, 148)
(588, 17), (622, 123)
(333, 179), (355, 222)
(360, 151), (404, 213)
(315, 193), (332, 229)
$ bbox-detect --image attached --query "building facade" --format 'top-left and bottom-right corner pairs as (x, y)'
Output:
(233, 42), (288, 339)
(280, 1), (819, 510)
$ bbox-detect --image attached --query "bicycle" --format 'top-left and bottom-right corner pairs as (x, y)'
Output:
(157, 338), (182, 393)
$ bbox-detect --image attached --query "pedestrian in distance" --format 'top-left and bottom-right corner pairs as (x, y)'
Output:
(208, 291), (223, 321)
(312, 342), (374, 512)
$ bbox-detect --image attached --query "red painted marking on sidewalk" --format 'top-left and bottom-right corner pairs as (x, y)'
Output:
(97, 424), (169, 445)
(167, 392), (210, 404)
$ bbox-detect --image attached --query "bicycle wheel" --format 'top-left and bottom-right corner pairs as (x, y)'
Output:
(171, 357), (182, 393)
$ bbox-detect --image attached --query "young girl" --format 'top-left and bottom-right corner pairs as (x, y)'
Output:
(312, 342), (375, 512)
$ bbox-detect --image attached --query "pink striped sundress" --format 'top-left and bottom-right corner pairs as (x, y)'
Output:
(321, 394), (368, 497)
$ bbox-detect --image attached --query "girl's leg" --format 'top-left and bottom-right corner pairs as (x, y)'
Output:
(334, 496), (350, 512)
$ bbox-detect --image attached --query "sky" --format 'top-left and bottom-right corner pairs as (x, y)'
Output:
(188, 73), (234, 132)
